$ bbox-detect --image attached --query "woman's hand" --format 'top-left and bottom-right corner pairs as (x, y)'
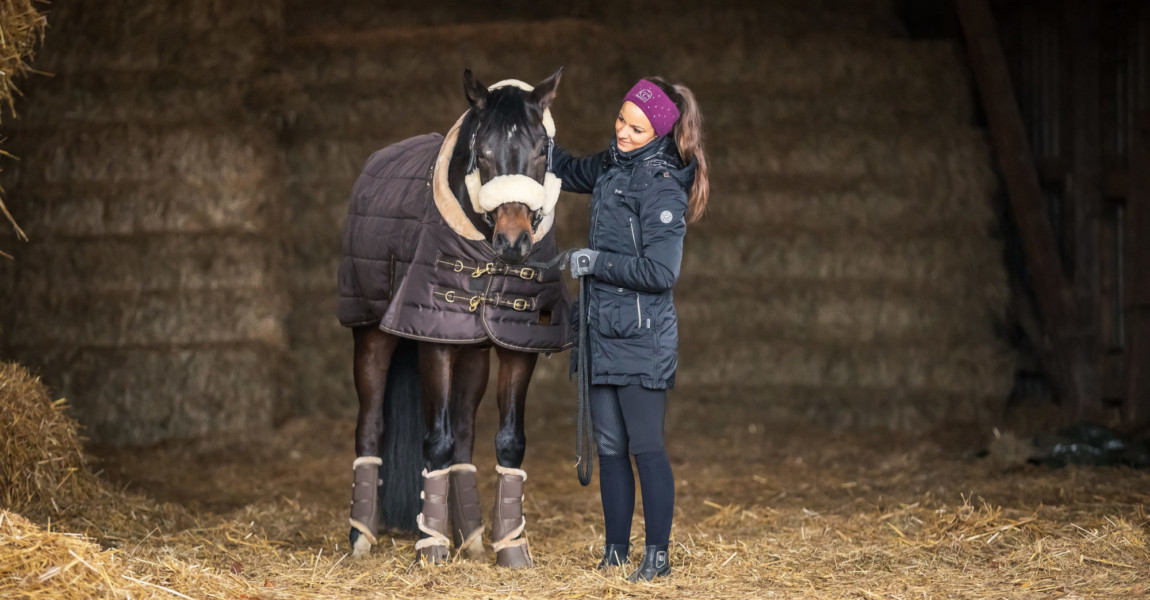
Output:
(569, 249), (599, 278)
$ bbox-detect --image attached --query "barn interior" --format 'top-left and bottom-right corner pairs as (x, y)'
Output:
(0, 0), (1147, 598)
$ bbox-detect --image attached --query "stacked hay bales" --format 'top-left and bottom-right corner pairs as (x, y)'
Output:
(624, 22), (1014, 427)
(0, 1), (290, 445)
(282, 17), (626, 414)
(0, 362), (100, 519)
(0, 0), (46, 247)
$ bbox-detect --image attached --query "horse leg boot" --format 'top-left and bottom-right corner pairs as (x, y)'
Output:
(448, 464), (485, 560)
(349, 456), (382, 557)
(491, 465), (532, 568)
(415, 467), (452, 564)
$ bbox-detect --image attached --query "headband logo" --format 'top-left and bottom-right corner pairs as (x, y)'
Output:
(635, 89), (653, 102)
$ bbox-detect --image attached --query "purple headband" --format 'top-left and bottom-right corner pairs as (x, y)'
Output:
(623, 79), (680, 138)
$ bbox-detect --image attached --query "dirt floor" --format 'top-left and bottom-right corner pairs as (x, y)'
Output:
(81, 392), (1150, 600)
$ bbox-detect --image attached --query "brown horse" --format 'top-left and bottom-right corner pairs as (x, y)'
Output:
(338, 69), (571, 568)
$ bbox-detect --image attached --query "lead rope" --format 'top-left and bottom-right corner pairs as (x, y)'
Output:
(575, 254), (594, 486)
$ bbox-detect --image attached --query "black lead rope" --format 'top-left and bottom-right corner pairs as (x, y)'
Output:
(575, 254), (594, 486)
(507, 246), (593, 485)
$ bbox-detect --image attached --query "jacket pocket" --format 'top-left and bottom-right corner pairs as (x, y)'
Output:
(595, 283), (643, 339)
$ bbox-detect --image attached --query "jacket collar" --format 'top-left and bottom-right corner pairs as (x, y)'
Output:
(608, 136), (695, 193)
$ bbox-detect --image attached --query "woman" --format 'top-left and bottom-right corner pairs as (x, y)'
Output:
(554, 77), (709, 581)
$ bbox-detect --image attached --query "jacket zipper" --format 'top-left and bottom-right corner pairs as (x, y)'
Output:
(629, 217), (642, 328)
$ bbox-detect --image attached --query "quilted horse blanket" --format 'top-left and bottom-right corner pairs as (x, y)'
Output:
(336, 120), (572, 353)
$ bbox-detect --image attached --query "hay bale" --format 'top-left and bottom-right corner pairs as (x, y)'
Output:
(0, 362), (99, 517)
(10, 348), (284, 446)
(0, 1), (290, 445)
(0, 0), (47, 244)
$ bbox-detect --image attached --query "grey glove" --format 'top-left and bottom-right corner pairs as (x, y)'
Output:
(569, 249), (599, 279)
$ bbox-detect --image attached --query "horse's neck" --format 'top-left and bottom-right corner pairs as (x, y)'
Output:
(447, 116), (491, 236)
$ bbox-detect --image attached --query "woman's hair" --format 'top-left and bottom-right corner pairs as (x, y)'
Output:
(648, 77), (710, 223)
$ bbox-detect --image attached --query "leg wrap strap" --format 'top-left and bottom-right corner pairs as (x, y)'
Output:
(415, 467), (451, 563)
(349, 456), (383, 550)
(491, 465), (532, 568)
(448, 463), (485, 560)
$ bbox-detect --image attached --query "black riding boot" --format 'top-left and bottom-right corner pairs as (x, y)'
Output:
(597, 543), (629, 569)
(626, 544), (670, 581)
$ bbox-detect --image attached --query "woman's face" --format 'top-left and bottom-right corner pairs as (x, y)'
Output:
(615, 101), (657, 152)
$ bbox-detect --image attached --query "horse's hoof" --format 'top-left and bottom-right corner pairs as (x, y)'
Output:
(416, 544), (450, 565)
(350, 529), (373, 558)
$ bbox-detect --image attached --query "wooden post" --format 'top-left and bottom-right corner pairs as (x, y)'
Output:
(1062, 0), (1103, 419)
(1125, 110), (1150, 426)
(953, 0), (1087, 416)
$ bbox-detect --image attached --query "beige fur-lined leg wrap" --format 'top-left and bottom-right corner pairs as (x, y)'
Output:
(349, 456), (382, 557)
(415, 467), (451, 564)
(447, 463), (485, 560)
(491, 465), (532, 568)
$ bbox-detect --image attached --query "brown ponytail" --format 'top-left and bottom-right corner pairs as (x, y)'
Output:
(648, 77), (710, 223)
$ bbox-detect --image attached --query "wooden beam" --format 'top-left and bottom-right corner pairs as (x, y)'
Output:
(1062, 0), (1103, 419)
(953, 0), (1087, 415)
(1124, 110), (1150, 426)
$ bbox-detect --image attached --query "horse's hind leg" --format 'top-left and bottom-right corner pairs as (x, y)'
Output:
(414, 343), (458, 564)
(490, 348), (538, 568)
(447, 346), (491, 560)
(349, 326), (398, 557)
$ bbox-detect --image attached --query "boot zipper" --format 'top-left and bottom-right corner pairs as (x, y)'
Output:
(629, 217), (642, 328)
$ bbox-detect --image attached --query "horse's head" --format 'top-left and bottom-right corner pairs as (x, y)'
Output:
(461, 68), (562, 264)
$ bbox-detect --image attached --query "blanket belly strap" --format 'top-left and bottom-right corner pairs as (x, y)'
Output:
(435, 255), (545, 282)
(433, 286), (538, 313)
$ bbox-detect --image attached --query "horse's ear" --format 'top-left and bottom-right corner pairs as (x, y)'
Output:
(531, 67), (563, 111)
(463, 68), (489, 111)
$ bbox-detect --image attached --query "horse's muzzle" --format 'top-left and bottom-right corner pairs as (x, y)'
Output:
(493, 230), (532, 264)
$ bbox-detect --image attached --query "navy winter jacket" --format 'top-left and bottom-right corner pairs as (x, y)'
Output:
(554, 136), (696, 389)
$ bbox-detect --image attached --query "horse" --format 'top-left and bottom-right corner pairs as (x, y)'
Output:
(336, 68), (572, 568)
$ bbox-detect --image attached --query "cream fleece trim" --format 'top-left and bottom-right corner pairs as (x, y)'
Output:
(348, 518), (378, 546)
(415, 513), (451, 551)
(495, 464), (527, 481)
(475, 174), (549, 214)
(353, 456), (383, 468)
(432, 115), (485, 241)
(423, 467), (451, 480)
(491, 517), (527, 551)
(448, 463), (478, 473)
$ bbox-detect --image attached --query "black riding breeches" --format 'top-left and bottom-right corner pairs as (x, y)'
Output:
(590, 383), (675, 546)
(589, 384), (666, 457)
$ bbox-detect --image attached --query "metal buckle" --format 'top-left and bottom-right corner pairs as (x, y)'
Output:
(468, 296), (482, 312)
(443, 290), (456, 303)
(472, 263), (493, 278)
(453, 260), (465, 273)
(517, 267), (535, 280)
(512, 299), (529, 311)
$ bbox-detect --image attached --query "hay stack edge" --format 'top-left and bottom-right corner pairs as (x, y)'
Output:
(0, 0), (46, 247)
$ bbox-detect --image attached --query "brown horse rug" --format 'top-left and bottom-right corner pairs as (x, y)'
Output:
(336, 120), (572, 353)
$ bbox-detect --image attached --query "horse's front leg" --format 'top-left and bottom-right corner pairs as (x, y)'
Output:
(349, 327), (399, 557)
(414, 342), (458, 564)
(447, 346), (491, 560)
(491, 347), (538, 568)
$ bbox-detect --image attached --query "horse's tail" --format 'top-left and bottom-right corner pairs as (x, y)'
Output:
(378, 337), (424, 532)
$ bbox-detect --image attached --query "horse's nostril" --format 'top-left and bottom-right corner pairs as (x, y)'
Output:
(516, 231), (531, 250)
(493, 232), (508, 248)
